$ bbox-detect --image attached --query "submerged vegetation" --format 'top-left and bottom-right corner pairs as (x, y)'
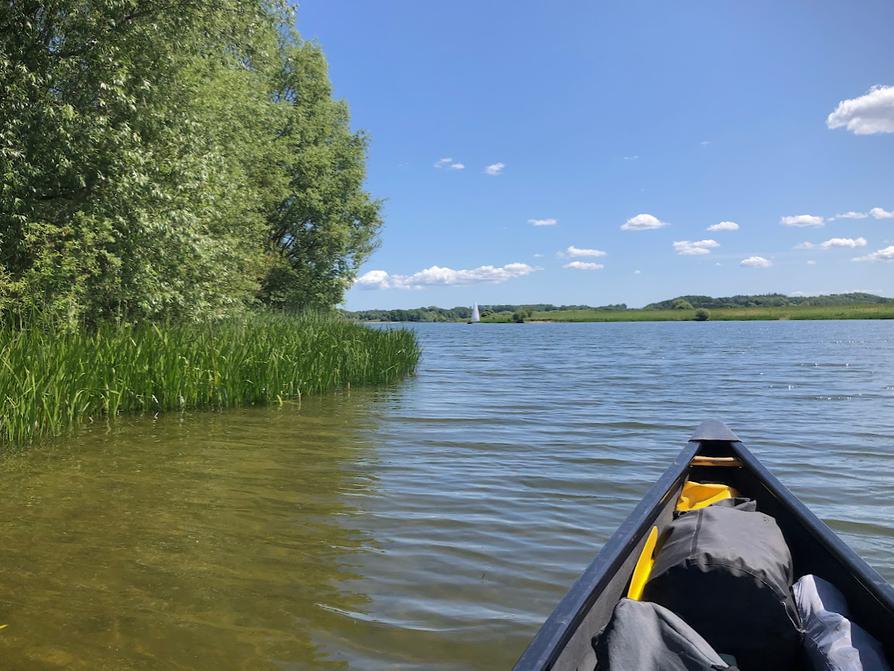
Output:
(0, 314), (419, 448)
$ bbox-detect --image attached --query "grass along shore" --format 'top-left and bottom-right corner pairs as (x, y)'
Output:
(481, 303), (894, 323)
(0, 313), (419, 449)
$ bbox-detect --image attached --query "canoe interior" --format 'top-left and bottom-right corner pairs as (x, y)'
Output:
(513, 436), (894, 671)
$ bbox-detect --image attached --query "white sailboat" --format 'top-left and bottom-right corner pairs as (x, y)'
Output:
(468, 303), (481, 324)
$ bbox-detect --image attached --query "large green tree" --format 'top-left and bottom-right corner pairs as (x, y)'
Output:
(259, 40), (382, 310)
(0, 1), (380, 324)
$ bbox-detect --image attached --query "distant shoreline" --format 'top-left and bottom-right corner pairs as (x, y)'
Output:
(361, 303), (894, 323)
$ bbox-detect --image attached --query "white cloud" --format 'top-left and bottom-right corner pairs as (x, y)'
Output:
(780, 214), (825, 228)
(833, 211), (868, 220)
(807, 260), (817, 265)
(820, 237), (867, 249)
(433, 157), (465, 170)
(870, 207), (894, 219)
(700, 140), (711, 146)
(484, 162), (505, 176)
(564, 261), (604, 270)
(355, 262), (538, 289)
(795, 242), (816, 250)
(622, 213), (668, 231)
(741, 256), (772, 268)
(854, 246), (894, 262)
(673, 239), (719, 256)
(624, 155), (639, 160)
(827, 85), (894, 135)
(529, 217), (558, 227)
(634, 269), (641, 274)
(354, 270), (390, 288)
(707, 221), (739, 232)
(565, 245), (607, 258)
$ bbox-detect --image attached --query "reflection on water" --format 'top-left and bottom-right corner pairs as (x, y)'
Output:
(0, 395), (382, 670)
(0, 320), (893, 669)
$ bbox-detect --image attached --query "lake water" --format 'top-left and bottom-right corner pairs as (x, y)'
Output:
(1, 321), (892, 669)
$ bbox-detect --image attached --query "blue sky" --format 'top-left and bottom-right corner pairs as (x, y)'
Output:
(296, 1), (894, 310)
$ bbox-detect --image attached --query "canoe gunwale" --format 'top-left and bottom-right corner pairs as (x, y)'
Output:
(511, 441), (697, 670)
(729, 440), (894, 625)
(512, 427), (894, 669)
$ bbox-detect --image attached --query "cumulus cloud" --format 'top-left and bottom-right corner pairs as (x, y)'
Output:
(433, 157), (464, 170)
(484, 162), (505, 176)
(528, 217), (558, 227)
(854, 246), (894, 262)
(741, 256), (772, 268)
(826, 85), (894, 135)
(622, 213), (668, 231)
(795, 242), (816, 250)
(354, 270), (390, 288)
(707, 221), (739, 232)
(807, 260), (817, 265)
(820, 237), (867, 249)
(833, 211), (868, 220)
(871, 207), (894, 219)
(780, 214), (825, 228)
(564, 261), (604, 270)
(673, 239), (719, 256)
(355, 262), (538, 289)
(565, 245), (607, 258)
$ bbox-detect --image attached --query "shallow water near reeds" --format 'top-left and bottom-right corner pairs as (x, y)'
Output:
(1, 320), (893, 669)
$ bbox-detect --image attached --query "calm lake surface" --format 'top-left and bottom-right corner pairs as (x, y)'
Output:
(1, 321), (893, 669)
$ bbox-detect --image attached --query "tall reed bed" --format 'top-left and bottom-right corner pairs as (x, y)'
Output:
(0, 313), (419, 448)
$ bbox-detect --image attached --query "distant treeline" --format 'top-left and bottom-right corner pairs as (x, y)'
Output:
(644, 293), (894, 310)
(345, 293), (893, 322)
(344, 304), (628, 322)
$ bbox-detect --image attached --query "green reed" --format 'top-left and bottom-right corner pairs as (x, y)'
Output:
(0, 313), (420, 448)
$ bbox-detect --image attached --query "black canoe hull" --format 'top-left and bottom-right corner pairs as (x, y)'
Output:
(513, 421), (894, 670)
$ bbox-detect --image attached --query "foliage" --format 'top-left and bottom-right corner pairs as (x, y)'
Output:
(0, 313), (419, 448)
(259, 40), (382, 310)
(694, 308), (710, 321)
(344, 303), (627, 322)
(0, 1), (380, 325)
(672, 298), (694, 310)
(511, 308), (532, 323)
(501, 304), (894, 323)
(346, 295), (894, 323)
(646, 293), (894, 310)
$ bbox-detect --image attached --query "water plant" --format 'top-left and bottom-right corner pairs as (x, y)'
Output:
(0, 313), (419, 448)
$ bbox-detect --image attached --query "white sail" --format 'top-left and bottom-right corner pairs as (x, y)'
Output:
(470, 303), (480, 323)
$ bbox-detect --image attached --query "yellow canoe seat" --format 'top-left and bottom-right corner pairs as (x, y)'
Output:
(627, 526), (658, 600)
(676, 480), (739, 512)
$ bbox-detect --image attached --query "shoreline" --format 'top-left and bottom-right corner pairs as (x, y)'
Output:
(359, 304), (894, 324)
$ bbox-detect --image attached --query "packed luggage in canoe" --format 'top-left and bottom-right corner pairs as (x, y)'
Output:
(513, 421), (894, 671)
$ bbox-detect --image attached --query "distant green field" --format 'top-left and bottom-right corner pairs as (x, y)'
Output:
(481, 304), (894, 323)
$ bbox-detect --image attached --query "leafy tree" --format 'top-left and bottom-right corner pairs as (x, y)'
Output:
(0, 1), (380, 324)
(694, 308), (710, 321)
(672, 298), (694, 310)
(510, 308), (532, 323)
(258, 40), (382, 310)
(0, 0), (287, 324)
